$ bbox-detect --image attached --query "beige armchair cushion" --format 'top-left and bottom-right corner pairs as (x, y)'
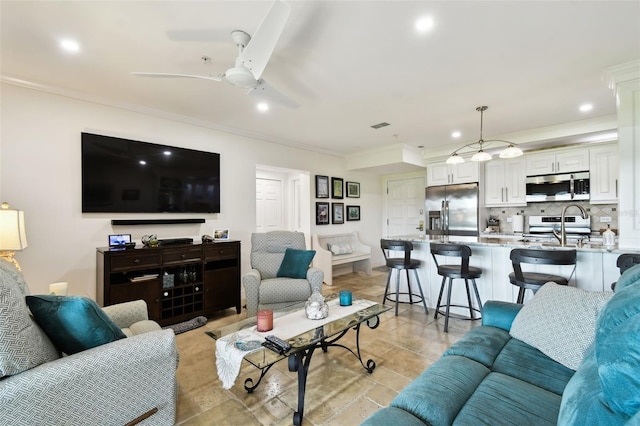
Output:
(244, 231), (324, 316)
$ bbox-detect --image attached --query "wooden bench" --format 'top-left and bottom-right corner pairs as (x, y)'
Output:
(311, 232), (372, 286)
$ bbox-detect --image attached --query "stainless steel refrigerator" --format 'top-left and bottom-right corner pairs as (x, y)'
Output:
(425, 183), (479, 236)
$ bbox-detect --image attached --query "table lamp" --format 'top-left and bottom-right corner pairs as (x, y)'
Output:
(0, 202), (28, 271)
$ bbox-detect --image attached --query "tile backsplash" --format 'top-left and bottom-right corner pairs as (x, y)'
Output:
(486, 201), (618, 235)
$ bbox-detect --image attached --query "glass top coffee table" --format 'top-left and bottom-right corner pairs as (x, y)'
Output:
(206, 297), (391, 425)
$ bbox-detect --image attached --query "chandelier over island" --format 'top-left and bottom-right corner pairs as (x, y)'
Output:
(446, 106), (524, 164)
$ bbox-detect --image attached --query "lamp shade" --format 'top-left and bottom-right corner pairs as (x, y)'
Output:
(0, 203), (28, 251)
(445, 153), (465, 164)
(471, 150), (492, 162)
(499, 144), (524, 159)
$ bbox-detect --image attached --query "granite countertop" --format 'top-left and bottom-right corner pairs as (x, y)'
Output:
(389, 234), (638, 254)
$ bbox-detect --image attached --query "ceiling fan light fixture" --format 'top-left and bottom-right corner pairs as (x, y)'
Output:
(471, 149), (492, 162)
(499, 144), (523, 159)
(446, 152), (465, 164)
(225, 66), (257, 88)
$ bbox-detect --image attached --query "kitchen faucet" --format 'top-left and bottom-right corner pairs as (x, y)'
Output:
(552, 204), (589, 247)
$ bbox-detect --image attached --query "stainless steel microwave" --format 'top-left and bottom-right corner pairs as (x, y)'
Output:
(525, 171), (590, 202)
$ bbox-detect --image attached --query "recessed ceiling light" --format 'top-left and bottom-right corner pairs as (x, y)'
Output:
(415, 16), (435, 33)
(257, 102), (269, 112)
(139, 160), (147, 165)
(579, 103), (593, 112)
(59, 38), (80, 53)
(451, 131), (461, 138)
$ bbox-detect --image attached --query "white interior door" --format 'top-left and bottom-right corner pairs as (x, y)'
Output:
(256, 178), (283, 233)
(386, 177), (425, 237)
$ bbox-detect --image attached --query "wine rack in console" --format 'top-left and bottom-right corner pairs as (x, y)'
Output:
(97, 241), (241, 326)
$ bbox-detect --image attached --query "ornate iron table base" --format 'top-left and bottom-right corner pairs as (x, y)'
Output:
(243, 315), (382, 425)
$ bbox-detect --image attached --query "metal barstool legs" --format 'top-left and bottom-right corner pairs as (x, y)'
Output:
(383, 267), (428, 316)
(434, 276), (483, 332)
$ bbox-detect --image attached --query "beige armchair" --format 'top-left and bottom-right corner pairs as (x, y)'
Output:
(244, 231), (324, 316)
(0, 259), (178, 426)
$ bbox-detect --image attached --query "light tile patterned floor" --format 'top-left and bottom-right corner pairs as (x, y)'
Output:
(174, 270), (476, 425)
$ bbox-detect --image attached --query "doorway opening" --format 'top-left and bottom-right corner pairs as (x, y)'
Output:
(255, 165), (311, 239)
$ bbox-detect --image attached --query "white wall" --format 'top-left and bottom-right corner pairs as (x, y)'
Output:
(0, 83), (383, 297)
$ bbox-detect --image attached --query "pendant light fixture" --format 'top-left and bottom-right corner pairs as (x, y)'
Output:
(446, 106), (523, 164)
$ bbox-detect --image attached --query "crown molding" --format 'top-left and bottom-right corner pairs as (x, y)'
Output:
(603, 60), (640, 94)
(0, 75), (343, 157)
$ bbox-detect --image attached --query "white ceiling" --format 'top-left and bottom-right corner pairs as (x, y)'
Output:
(2, 1), (639, 163)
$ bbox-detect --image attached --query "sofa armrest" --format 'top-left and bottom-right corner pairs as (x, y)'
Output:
(0, 329), (178, 426)
(243, 269), (262, 317)
(102, 299), (149, 329)
(481, 301), (524, 331)
(307, 267), (324, 293)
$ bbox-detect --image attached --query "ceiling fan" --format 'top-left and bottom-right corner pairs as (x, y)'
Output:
(132, 0), (299, 109)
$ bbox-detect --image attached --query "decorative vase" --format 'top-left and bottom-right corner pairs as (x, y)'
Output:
(141, 234), (159, 247)
(305, 290), (329, 320)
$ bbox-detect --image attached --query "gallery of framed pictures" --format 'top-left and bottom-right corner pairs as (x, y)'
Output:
(316, 202), (360, 224)
(315, 175), (360, 224)
(315, 175), (360, 199)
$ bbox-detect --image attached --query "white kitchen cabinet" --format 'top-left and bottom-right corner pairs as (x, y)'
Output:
(526, 149), (589, 175)
(426, 161), (479, 186)
(589, 143), (619, 204)
(484, 158), (527, 206)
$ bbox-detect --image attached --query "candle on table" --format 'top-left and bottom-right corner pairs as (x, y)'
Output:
(340, 290), (352, 306)
(257, 310), (273, 332)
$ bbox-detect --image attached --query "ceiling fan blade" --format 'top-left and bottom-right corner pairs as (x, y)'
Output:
(241, 0), (291, 80)
(131, 72), (223, 82)
(248, 79), (300, 109)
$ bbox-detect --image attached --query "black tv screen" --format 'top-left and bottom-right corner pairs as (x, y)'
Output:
(82, 132), (220, 213)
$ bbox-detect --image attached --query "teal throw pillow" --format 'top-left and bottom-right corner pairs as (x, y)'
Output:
(26, 295), (126, 355)
(277, 248), (316, 279)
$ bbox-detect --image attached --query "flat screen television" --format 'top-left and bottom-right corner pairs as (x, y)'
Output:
(82, 132), (220, 213)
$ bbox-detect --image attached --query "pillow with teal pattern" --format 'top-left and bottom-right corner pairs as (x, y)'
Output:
(26, 295), (126, 355)
(277, 248), (316, 279)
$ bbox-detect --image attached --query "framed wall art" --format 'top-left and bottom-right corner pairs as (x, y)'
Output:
(347, 205), (360, 221)
(332, 203), (344, 224)
(315, 175), (329, 198)
(331, 177), (344, 199)
(316, 202), (330, 225)
(346, 181), (360, 198)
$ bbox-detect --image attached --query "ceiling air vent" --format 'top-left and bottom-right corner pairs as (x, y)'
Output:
(370, 122), (390, 129)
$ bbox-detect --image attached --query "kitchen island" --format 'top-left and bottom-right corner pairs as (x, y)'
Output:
(386, 234), (638, 310)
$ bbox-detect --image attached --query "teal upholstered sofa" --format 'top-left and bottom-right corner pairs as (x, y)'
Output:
(362, 264), (640, 425)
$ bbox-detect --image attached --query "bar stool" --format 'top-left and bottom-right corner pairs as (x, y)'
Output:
(380, 239), (428, 316)
(509, 248), (577, 303)
(611, 253), (640, 290)
(431, 243), (483, 333)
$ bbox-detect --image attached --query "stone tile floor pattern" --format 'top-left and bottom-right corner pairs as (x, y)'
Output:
(174, 270), (477, 425)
